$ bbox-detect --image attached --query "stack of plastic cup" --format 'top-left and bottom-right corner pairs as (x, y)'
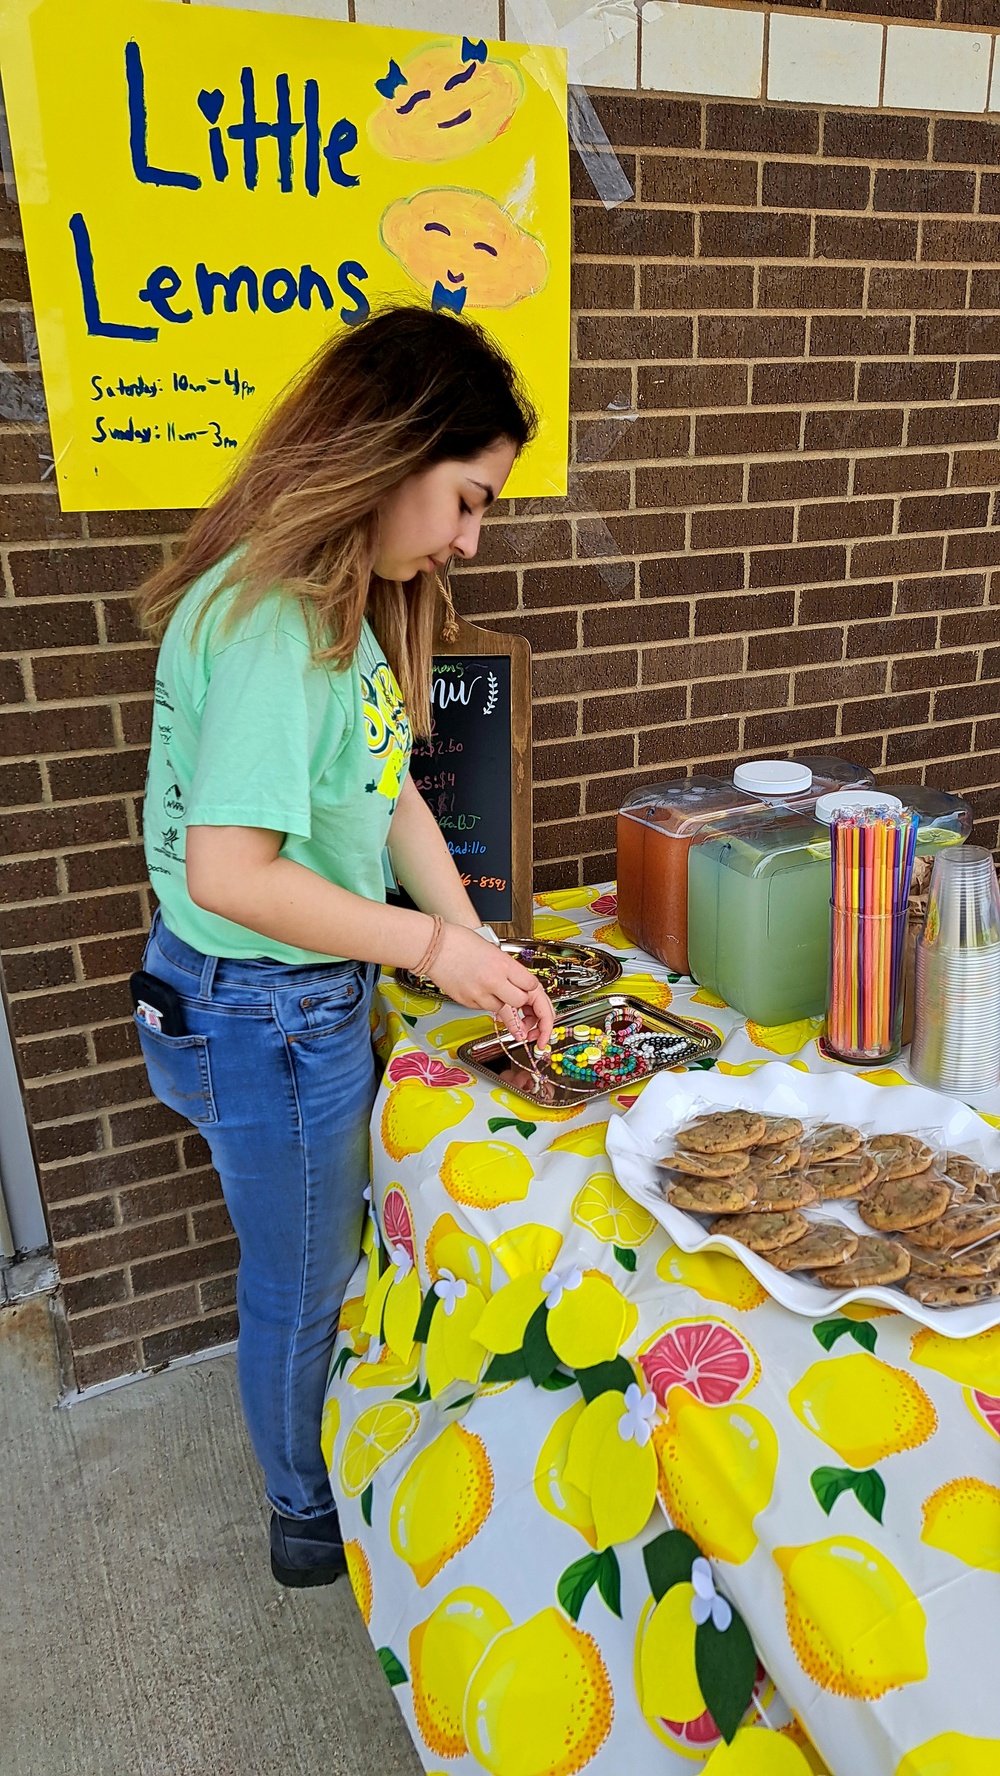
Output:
(910, 846), (1000, 1093)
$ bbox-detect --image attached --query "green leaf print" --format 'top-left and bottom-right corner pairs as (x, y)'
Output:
(393, 1379), (431, 1402)
(642, 1528), (702, 1604)
(613, 1245), (637, 1272)
(523, 1303), (560, 1386)
(689, 1057), (717, 1071)
(811, 1464), (886, 1525)
(361, 1484), (374, 1527)
(330, 1345), (352, 1379)
(377, 1647), (408, 1686)
(595, 1547), (622, 1618)
(695, 1609), (757, 1745)
(557, 1552), (603, 1623)
(540, 1368), (577, 1391)
(576, 1354), (635, 1404)
(848, 1320), (878, 1353)
(813, 1317), (859, 1353)
(487, 1116), (537, 1140)
(412, 1288), (441, 1344)
(483, 1347), (529, 1384)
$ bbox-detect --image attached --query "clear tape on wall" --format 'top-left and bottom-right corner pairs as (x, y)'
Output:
(504, 403), (638, 592)
(504, 0), (635, 208)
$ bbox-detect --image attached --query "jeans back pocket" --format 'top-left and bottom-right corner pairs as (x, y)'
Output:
(134, 1016), (218, 1125)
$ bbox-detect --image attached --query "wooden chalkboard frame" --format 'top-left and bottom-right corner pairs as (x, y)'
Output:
(433, 613), (533, 941)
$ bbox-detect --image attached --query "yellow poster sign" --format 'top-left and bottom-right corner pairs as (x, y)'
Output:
(0, 0), (568, 510)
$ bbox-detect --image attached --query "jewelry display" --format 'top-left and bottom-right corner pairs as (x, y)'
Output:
(492, 1001), (689, 1097)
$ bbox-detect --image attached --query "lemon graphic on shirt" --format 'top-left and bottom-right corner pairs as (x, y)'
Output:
(658, 1243), (768, 1312)
(773, 1537), (927, 1698)
(390, 1422), (494, 1587)
(896, 1733), (1000, 1775)
(789, 1354), (937, 1468)
(441, 1140), (533, 1209)
(654, 1391), (778, 1564)
(911, 1324), (1000, 1395)
(921, 1476), (1000, 1572)
(572, 1172), (657, 1248)
(463, 1606), (613, 1776)
(533, 1400), (597, 1547)
(344, 1539), (373, 1626)
(635, 1584), (705, 1723)
(381, 1080), (473, 1160)
(549, 1121), (610, 1158)
(339, 1400), (420, 1497)
(410, 1586), (512, 1759)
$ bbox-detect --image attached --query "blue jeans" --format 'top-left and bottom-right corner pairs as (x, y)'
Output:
(137, 912), (377, 1518)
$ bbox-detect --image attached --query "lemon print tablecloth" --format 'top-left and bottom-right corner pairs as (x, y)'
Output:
(325, 885), (1000, 1776)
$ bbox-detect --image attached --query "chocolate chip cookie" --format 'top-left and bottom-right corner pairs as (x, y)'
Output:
(943, 1153), (990, 1196)
(904, 1202), (1000, 1253)
(669, 1147), (752, 1180)
(768, 1223), (860, 1271)
(858, 1172), (951, 1234)
(903, 1275), (1000, 1308)
(813, 1234), (910, 1289)
(805, 1123), (862, 1163)
(755, 1115), (804, 1149)
(802, 1155), (880, 1200)
(675, 1109), (766, 1154)
(710, 1209), (808, 1252)
(748, 1143), (801, 1176)
(869, 1134), (935, 1179)
(667, 1176), (759, 1215)
(905, 1239), (1000, 1281)
(749, 1171), (819, 1212)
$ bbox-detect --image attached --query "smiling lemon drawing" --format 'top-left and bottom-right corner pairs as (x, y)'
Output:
(774, 1537), (927, 1698)
(368, 40), (524, 162)
(381, 188), (548, 314)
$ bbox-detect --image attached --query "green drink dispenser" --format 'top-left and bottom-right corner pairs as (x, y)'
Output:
(687, 784), (973, 1028)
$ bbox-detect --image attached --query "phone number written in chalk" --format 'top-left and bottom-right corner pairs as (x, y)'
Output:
(459, 876), (507, 891)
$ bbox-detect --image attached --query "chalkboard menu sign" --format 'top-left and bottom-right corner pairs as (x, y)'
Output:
(411, 655), (513, 924)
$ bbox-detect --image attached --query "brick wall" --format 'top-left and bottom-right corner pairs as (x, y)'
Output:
(4, 81), (1000, 1383)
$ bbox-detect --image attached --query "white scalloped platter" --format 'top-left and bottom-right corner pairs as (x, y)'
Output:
(606, 1060), (1000, 1337)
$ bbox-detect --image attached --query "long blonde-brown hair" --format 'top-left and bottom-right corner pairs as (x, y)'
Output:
(135, 305), (536, 734)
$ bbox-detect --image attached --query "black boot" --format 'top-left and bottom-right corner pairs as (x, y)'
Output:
(270, 1506), (348, 1588)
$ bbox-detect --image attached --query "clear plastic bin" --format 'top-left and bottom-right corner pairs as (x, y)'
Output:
(616, 757), (873, 975)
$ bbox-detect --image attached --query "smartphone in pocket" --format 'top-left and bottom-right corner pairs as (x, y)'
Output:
(129, 970), (186, 1037)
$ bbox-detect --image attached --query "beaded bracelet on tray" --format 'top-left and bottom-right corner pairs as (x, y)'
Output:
(495, 1003), (689, 1093)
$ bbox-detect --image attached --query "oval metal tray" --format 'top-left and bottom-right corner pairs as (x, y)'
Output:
(395, 938), (623, 1005)
(456, 994), (722, 1109)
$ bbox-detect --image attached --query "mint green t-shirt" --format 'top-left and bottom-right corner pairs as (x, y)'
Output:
(143, 560), (412, 963)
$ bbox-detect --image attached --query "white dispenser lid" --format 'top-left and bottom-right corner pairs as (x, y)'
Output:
(814, 790), (904, 826)
(733, 760), (813, 798)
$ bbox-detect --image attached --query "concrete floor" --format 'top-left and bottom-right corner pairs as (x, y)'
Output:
(0, 1293), (422, 1776)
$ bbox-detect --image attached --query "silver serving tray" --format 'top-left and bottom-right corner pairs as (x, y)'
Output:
(456, 994), (722, 1109)
(395, 939), (623, 1006)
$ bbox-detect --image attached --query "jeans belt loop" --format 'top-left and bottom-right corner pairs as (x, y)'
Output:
(199, 952), (220, 999)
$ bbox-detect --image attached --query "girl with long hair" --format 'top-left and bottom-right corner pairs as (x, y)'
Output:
(133, 305), (553, 1587)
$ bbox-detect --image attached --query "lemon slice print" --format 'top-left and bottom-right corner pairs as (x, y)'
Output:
(572, 1171), (657, 1248)
(339, 1399), (420, 1498)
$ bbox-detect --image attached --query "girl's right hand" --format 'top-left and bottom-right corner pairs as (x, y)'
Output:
(427, 925), (555, 1049)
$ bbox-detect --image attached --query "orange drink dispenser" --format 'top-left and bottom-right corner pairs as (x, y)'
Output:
(616, 758), (875, 976)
